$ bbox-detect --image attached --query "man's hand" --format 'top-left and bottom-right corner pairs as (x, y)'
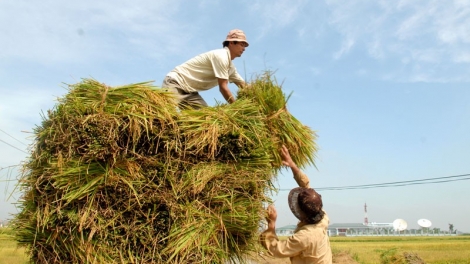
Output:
(236, 81), (250, 89)
(266, 204), (277, 222)
(280, 145), (295, 167)
(280, 145), (306, 187)
(266, 204), (277, 231)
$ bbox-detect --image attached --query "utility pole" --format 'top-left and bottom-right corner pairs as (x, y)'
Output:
(364, 203), (369, 226)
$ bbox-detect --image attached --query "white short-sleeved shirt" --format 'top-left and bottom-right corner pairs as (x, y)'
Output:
(167, 47), (244, 93)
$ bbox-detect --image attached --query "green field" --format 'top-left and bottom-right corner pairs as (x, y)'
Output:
(1, 228), (470, 264)
(0, 229), (27, 264)
(330, 236), (470, 264)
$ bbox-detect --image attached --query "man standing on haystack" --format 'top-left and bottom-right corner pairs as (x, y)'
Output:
(162, 29), (249, 109)
(260, 146), (333, 263)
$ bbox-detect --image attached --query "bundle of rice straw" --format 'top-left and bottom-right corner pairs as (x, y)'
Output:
(14, 71), (318, 263)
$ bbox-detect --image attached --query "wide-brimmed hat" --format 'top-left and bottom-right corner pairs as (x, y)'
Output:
(223, 29), (249, 47)
(288, 187), (323, 222)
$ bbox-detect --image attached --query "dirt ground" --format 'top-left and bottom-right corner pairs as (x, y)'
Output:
(332, 252), (359, 264)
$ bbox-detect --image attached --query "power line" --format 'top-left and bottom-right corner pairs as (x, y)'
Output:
(279, 173), (470, 191)
(317, 176), (470, 191)
(317, 174), (470, 191)
(0, 128), (28, 146)
(0, 138), (28, 154)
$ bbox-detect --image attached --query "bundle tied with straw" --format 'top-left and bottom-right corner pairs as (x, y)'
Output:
(14, 71), (318, 263)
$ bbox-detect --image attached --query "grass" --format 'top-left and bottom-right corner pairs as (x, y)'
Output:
(0, 229), (28, 264)
(3, 228), (470, 264)
(330, 236), (470, 264)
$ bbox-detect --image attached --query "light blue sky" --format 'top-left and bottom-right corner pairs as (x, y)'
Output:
(1, 0), (469, 232)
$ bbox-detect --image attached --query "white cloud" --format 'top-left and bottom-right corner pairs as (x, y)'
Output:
(249, 0), (307, 37)
(394, 5), (433, 41)
(410, 48), (441, 63)
(367, 38), (384, 59)
(325, 0), (470, 82)
(333, 38), (354, 60)
(454, 52), (470, 63)
(0, 0), (189, 64)
(435, 2), (470, 45)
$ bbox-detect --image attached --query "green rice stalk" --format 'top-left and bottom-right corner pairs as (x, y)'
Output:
(13, 73), (317, 263)
(238, 70), (318, 169)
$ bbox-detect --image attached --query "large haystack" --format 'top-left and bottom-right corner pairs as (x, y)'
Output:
(14, 72), (317, 263)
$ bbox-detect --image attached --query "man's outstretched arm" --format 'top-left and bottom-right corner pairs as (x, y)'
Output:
(280, 145), (310, 188)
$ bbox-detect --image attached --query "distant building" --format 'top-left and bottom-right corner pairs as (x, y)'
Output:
(328, 222), (393, 236)
(274, 203), (456, 236)
(276, 225), (297, 236)
(276, 223), (383, 236)
(276, 223), (394, 236)
(0, 219), (10, 228)
(276, 222), (457, 237)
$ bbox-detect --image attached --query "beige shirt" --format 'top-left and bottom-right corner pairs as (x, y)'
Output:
(260, 213), (332, 264)
(167, 47), (244, 93)
(260, 169), (332, 263)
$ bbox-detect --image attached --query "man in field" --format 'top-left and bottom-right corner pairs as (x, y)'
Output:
(260, 146), (332, 263)
(162, 29), (249, 109)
